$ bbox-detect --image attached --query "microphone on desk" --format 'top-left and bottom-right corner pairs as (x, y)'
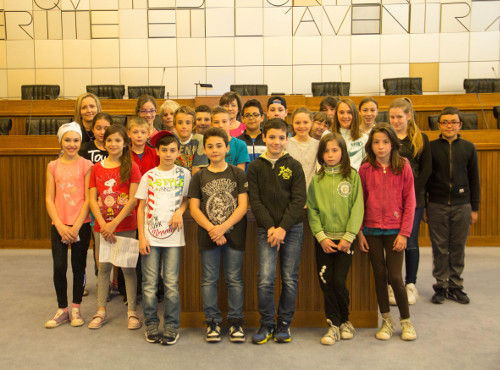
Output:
(476, 92), (489, 129)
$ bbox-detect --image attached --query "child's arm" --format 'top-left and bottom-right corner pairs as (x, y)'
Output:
(137, 199), (150, 255)
(208, 192), (248, 241)
(169, 196), (189, 231)
(68, 168), (92, 238)
(393, 162), (416, 252)
(467, 144), (480, 224)
(237, 163), (246, 171)
(236, 140), (250, 172)
(89, 187), (115, 242)
(247, 163), (276, 231)
(189, 198), (226, 245)
(100, 183), (139, 242)
(339, 172), (364, 253)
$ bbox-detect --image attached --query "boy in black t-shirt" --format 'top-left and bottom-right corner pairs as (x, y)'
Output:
(188, 127), (249, 343)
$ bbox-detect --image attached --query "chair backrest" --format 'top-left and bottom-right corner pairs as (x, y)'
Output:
(230, 84), (268, 96)
(128, 86), (165, 99)
(111, 115), (128, 127)
(311, 82), (350, 97)
(21, 85), (60, 100)
(86, 85), (125, 99)
(463, 79), (500, 94)
(25, 117), (72, 135)
(493, 106), (500, 129)
(383, 78), (422, 95)
(428, 113), (478, 131)
(0, 118), (12, 135)
(375, 111), (389, 123)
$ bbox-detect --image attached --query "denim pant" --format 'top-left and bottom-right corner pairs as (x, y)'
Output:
(405, 207), (424, 285)
(257, 223), (304, 327)
(200, 245), (244, 323)
(142, 246), (181, 329)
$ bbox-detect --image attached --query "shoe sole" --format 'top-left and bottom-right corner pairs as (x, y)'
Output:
(251, 335), (272, 344)
(88, 318), (107, 329)
(206, 337), (221, 342)
(340, 334), (354, 340)
(45, 319), (69, 328)
(229, 336), (246, 343)
(71, 320), (85, 327)
(161, 333), (179, 345)
(431, 297), (445, 304)
(145, 332), (161, 343)
(274, 337), (291, 343)
(446, 295), (470, 304)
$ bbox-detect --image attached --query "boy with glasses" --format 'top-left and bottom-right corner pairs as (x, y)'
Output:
(237, 99), (266, 170)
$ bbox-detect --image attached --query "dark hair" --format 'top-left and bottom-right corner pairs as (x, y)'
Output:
(388, 97), (423, 157)
(312, 111), (333, 131)
(195, 105), (212, 114)
(332, 98), (362, 141)
(174, 105), (196, 125)
(359, 97), (379, 111)
(203, 127), (229, 147)
(158, 135), (180, 150)
(364, 123), (405, 175)
(267, 96), (287, 109)
(242, 99), (264, 115)
(320, 96), (339, 112)
(263, 118), (288, 136)
(316, 133), (352, 180)
(92, 112), (113, 128)
(103, 124), (133, 184)
(219, 92), (242, 120)
(438, 106), (463, 123)
(135, 94), (157, 115)
(211, 105), (230, 117)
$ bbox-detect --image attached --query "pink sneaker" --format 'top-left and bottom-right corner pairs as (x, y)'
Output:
(45, 309), (69, 328)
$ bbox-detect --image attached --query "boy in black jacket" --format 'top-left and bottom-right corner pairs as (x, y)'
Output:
(247, 118), (307, 344)
(425, 107), (480, 305)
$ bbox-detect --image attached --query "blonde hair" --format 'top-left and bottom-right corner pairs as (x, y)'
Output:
(74, 92), (101, 128)
(126, 116), (149, 132)
(159, 100), (180, 117)
(388, 98), (423, 158)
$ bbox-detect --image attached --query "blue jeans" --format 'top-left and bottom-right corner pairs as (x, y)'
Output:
(257, 223), (304, 327)
(405, 207), (423, 285)
(141, 247), (181, 328)
(200, 245), (244, 323)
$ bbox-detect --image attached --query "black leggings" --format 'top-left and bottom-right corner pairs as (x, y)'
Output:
(51, 224), (91, 308)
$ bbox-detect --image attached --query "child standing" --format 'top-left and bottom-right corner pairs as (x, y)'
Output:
(237, 99), (266, 168)
(188, 127), (248, 342)
(267, 96), (288, 121)
(88, 125), (142, 330)
(310, 112), (332, 141)
(307, 133), (364, 345)
(136, 131), (191, 345)
(359, 97), (379, 135)
(426, 107), (480, 305)
(128, 116), (159, 175)
(159, 100), (180, 132)
(357, 124), (417, 341)
(247, 118), (307, 344)
(79, 112), (111, 164)
(135, 94), (159, 137)
(194, 105), (212, 136)
(286, 107), (319, 190)
(45, 122), (93, 328)
(319, 96), (339, 120)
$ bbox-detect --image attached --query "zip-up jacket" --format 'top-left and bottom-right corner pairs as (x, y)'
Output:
(307, 167), (364, 243)
(247, 152), (306, 231)
(359, 159), (416, 237)
(427, 135), (480, 211)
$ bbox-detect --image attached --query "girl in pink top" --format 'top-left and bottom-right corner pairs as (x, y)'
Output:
(45, 122), (93, 329)
(357, 124), (417, 342)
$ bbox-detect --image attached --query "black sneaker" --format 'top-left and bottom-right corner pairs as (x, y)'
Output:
(206, 322), (221, 342)
(145, 326), (161, 343)
(274, 321), (291, 343)
(447, 288), (470, 304)
(161, 327), (179, 345)
(251, 325), (275, 344)
(229, 324), (246, 343)
(431, 288), (446, 304)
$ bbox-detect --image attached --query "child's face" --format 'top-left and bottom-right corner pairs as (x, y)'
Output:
(156, 142), (179, 168)
(212, 113), (231, 134)
(93, 119), (111, 144)
(223, 99), (239, 121)
(321, 105), (336, 119)
(80, 97), (98, 125)
(337, 103), (353, 130)
(267, 103), (288, 120)
(389, 107), (411, 136)
(105, 132), (126, 156)
(128, 124), (149, 147)
(360, 102), (378, 126)
(323, 140), (342, 167)
(372, 132), (392, 164)
(175, 113), (194, 141)
(263, 128), (288, 159)
(195, 112), (211, 134)
(242, 107), (263, 132)
(162, 109), (175, 130)
(204, 136), (229, 163)
(311, 120), (329, 139)
(138, 101), (157, 125)
(438, 114), (462, 142)
(292, 112), (313, 139)
(61, 131), (81, 157)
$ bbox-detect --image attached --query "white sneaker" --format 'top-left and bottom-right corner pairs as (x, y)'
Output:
(388, 285), (396, 306)
(406, 285), (416, 305)
(339, 321), (356, 340)
(375, 316), (394, 340)
(321, 319), (340, 345)
(400, 318), (417, 341)
(406, 283), (419, 300)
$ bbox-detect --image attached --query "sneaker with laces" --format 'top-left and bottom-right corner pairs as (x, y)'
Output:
(161, 327), (179, 345)
(447, 288), (470, 304)
(431, 288), (446, 304)
(388, 285), (396, 306)
(406, 285), (416, 305)
(206, 322), (221, 342)
(70, 307), (84, 327)
(252, 325), (275, 344)
(321, 319), (340, 345)
(406, 283), (419, 300)
(400, 318), (417, 341)
(375, 316), (394, 340)
(339, 321), (356, 340)
(145, 326), (161, 343)
(274, 321), (291, 343)
(45, 309), (69, 328)
(229, 324), (246, 342)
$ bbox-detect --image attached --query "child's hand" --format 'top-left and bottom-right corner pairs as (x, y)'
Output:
(169, 210), (184, 231)
(320, 239), (338, 254)
(422, 208), (428, 223)
(358, 232), (369, 252)
(214, 235), (227, 246)
(268, 227), (286, 250)
(139, 237), (150, 255)
(57, 224), (75, 244)
(101, 220), (118, 241)
(209, 224), (227, 241)
(337, 239), (352, 253)
(470, 211), (478, 224)
(392, 234), (407, 252)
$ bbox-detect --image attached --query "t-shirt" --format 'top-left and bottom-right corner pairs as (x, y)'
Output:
(79, 141), (108, 164)
(135, 166), (191, 247)
(230, 121), (246, 137)
(226, 137), (250, 166)
(89, 161), (141, 232)
(188, 164), (248, 251)
(340, 128), (368, 171)
(176, 134), (209, 172)
(285, 137), (320, 190)
(48, 157), (93, 225)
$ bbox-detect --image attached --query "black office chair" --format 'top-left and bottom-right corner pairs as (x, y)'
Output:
(375, 111), (389, 123)
(230, 84), (268, 96)
(383, 78), (422, 95)
(463, 79), (500, 94)
(128, 86), (165, 99)
(428, 113), (478, 131)
(0, 118), (12, 135)
(493, 106), (500, 129)
(21, 85), (60, 100)
(86, 85), (125, 99)
(25, 117), (73, 135)
(111, 115), (128, 127)
(311, 82), (350, 97)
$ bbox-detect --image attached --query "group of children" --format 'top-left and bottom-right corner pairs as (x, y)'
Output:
(45, 92), (480, 347)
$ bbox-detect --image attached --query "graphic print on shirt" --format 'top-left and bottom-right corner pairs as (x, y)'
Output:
(337, 181), (352, 197)
(202, 178), (237, 226)
(97, 173), (128, 222)
(87, 150), (107, 163)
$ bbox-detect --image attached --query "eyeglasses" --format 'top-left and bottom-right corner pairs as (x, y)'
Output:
(438, 120), (461, 126)
(139, 109), (157, 115)
(242, 113), (262, 119)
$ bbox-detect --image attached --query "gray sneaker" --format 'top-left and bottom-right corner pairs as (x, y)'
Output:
(161, 326), (179, 345)
(145, 325), (161, 343)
